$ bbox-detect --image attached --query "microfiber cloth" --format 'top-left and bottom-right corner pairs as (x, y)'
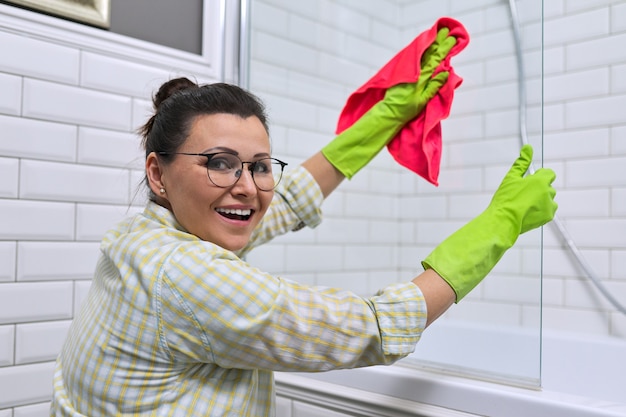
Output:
(335, 17), (469, 186)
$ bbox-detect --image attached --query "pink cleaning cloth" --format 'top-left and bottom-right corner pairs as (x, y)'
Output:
(335, 17), (469, 186)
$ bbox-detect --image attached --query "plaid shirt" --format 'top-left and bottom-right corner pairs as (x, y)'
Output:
(51, 166), (426, 416)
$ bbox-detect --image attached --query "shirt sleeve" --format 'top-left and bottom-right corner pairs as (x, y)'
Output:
(238, 165), (324, 257)
(157, 245), (427, 372)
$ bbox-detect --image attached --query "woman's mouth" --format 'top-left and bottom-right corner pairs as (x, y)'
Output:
(215, 207), (253, 221)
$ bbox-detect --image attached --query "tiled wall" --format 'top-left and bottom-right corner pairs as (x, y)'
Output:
(246, 0), (408, 298)
(249, 0), (626, 340)
(404, 0), (626, 337)
(0, 2), (222, 413)
(1, 0), (625, 415)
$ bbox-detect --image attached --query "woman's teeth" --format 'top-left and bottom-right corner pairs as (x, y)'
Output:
(216, 208), (252, 220)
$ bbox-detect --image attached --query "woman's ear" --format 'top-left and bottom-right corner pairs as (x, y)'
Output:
(145, 152), (166, 197)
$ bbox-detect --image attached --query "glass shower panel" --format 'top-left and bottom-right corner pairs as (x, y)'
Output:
(400, 0), (545, 388)
(247, 0), (544, 388)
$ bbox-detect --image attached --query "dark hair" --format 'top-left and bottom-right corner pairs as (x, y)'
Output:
(140, 77), (269, 157)
(138, 77), (269, 200)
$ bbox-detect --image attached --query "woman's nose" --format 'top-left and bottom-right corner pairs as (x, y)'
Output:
(232, 166), (257, 194)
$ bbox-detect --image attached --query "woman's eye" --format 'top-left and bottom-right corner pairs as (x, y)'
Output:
(252, 160), (271, 174)
(207, 158), (233, 171)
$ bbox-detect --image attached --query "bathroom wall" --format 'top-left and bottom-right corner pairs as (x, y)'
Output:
(245, 0), (408, 296)
(533, 0), (626, 338)
(247, 0), (626, 342)
(0, 0), (624, 415)
(247, 0), (542, 388)
(405, 0), (626, 339)
(0, 2), (230, 414)
(247, 1), (626, 408)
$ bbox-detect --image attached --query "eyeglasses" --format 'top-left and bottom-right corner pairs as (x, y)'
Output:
(158, 152), (288, 191)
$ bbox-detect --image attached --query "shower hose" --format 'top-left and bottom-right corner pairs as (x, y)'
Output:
(507, 0), (626, 315)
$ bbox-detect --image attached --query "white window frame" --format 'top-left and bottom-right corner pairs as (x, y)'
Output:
(0, 0), (230, 81)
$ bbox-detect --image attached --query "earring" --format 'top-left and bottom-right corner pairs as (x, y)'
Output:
(160, 188), (166, 194)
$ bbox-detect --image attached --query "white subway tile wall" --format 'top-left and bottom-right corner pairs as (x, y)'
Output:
(0, 326), (14, 367)
(0, 200), (75, 241)
(19, 159), (131, 204)
(0, 31), (80, 84)
(22, 79), (133, 131)
(77, 127), (144, 169)
(0, 0), (625, 414)
(0, 115), (78, 162)
(0, 2), (185, 413)
(15, 321), (71, 365)
(0, 362), (55, 409)
(80, 52), (170, 98)
(0, 243), (16, 282)
(249, 0), (626, 346)
(13, 402), (52, 417)
(16, 242), (100, 281)
(0, 282), (73, 324)
(0, 73), (22, 116)
(0, 157), (18, 198)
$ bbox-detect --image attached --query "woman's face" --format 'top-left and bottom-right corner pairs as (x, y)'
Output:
(147, 113), (274, 251)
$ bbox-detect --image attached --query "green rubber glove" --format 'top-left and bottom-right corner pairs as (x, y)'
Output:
(322, 28), (457, 179)
(422, 145), (558, 302)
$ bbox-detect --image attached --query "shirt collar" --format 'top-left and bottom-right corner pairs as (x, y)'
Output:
(143, 201), (188, 233)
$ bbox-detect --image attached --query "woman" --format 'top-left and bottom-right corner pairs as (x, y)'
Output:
(51, 74), (556, 415)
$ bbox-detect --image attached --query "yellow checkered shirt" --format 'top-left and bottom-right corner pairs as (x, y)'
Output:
(51, 166), (426, 416)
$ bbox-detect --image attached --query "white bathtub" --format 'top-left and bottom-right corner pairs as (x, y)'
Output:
(279, 321), (626, 416)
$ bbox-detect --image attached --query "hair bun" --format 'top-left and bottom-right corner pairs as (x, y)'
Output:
(153, 77), (197, 110)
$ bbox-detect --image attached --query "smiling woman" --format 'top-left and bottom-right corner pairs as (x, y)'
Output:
(50, 75), (556, 416)
(145, 111), (276, 251)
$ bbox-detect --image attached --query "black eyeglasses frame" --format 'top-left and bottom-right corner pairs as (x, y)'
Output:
(157, 151), (288, 191)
